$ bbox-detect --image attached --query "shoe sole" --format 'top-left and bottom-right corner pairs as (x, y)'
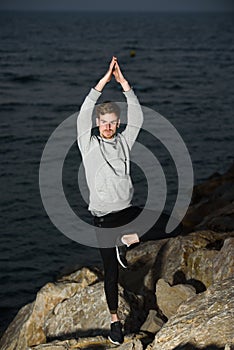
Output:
(115, 246), (127, 269)
(108, 335), (123, 345)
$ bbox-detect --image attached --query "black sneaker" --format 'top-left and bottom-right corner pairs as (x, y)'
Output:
(108, 321), (124, 345)
(115, 239), (128, 269)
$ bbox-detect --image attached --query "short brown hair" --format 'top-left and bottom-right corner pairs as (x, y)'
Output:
(96, 101), (120, 118)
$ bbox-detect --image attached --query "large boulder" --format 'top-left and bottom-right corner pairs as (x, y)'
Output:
(0, 267), (101, 350)
(44, 281), (142, 340)
(158, 231), (214, 286)
(147, 277), (234, 350)
(156, 279), (196, 319)
(159, 231), (234, 289)
(186, 236), (234, 288)
(213, 237), (234, 282)
(122, 230), (234, 296)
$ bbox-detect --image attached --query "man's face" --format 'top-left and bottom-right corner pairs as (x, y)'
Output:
(96, 113), (120, 139)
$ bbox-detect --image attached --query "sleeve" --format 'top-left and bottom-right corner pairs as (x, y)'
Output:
(121, 88), (144, 150)
(77, 88), (102, 155)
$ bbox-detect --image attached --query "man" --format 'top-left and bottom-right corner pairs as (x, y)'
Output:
(77, 56), (183, 344)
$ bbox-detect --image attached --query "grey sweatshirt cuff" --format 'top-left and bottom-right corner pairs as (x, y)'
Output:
(122, 88), (135, 98)
(89, 88), (102, 101)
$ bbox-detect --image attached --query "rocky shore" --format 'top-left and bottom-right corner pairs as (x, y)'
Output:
(1, 164), (233, 350)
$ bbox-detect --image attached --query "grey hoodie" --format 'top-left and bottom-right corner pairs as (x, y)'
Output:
(77, 87), (143, 216)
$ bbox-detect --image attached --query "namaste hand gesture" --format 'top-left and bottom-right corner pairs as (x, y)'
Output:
(103, 56), (117, 83)
(112, 59), (127, 84)
(95, 56), (131, 92)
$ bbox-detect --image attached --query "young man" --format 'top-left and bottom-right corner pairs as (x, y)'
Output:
(77, 57), (183, 344)
(77, 56), (144, 344)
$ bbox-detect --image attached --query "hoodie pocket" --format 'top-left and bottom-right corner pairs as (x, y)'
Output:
(96, 175), (133, 203)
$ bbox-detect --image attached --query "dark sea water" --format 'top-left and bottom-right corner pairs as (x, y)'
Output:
(0, 11), (233, 335)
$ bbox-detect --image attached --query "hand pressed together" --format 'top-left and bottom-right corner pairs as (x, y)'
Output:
(95, 56), (130, 92)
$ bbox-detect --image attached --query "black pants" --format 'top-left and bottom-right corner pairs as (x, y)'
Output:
(93, 205), (183, 314)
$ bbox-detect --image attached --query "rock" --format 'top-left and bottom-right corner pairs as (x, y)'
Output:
(0, 303), (34, 350)
(116, 338), (143, 350)
(182, 162), (234, 232)
(27, 334), (148, 350)
(140, 310), (164, 334)
(29, 339), (70, 350)
(213, 237), (234, 283)
(44, 281), (141, 339)
(147, 277), (234, 350)
(56, 266), (103, 284)
(186, 248), (218, 288)
(28, 336), (107, 349)
(28, 335), (145, 350)
(156, 279), (196, 319)
(158, 231), (217, 286)
(158, 232), (209, 286)
(0, 267), (101, 350)
(186, 236), (234, 288)
(159, 231), (234, 289)
(120, 231), (234, 314)
(1, 231), (234, 350)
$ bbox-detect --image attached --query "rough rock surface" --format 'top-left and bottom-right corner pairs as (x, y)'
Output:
(158, 231), (234, 289)
(28, 336), (144, 350)
(123, 229), (234, 299)
(0, 267), (100, 350)
(1, 232), (233, 350)
(140, 310), (164, 334)
(44, 281), (142, 340)
(156, 279), (196, 318)
(213, 237), (234, 282)
(186, 236), (234, 288)
(56, 266), (103, 284)
(147, 277), (234, 350)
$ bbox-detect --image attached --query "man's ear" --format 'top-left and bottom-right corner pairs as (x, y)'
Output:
(96, 117), (100, 126)
(117, 119), (120, 128)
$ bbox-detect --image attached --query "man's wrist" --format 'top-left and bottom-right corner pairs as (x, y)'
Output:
(121, 80), (131, 92)
(94, 78), (106, 92)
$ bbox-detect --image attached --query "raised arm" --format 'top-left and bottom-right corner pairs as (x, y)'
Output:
(77, 88), (101, 155)
(113, 60), (144, 149)
(77, 56), (117, 155)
